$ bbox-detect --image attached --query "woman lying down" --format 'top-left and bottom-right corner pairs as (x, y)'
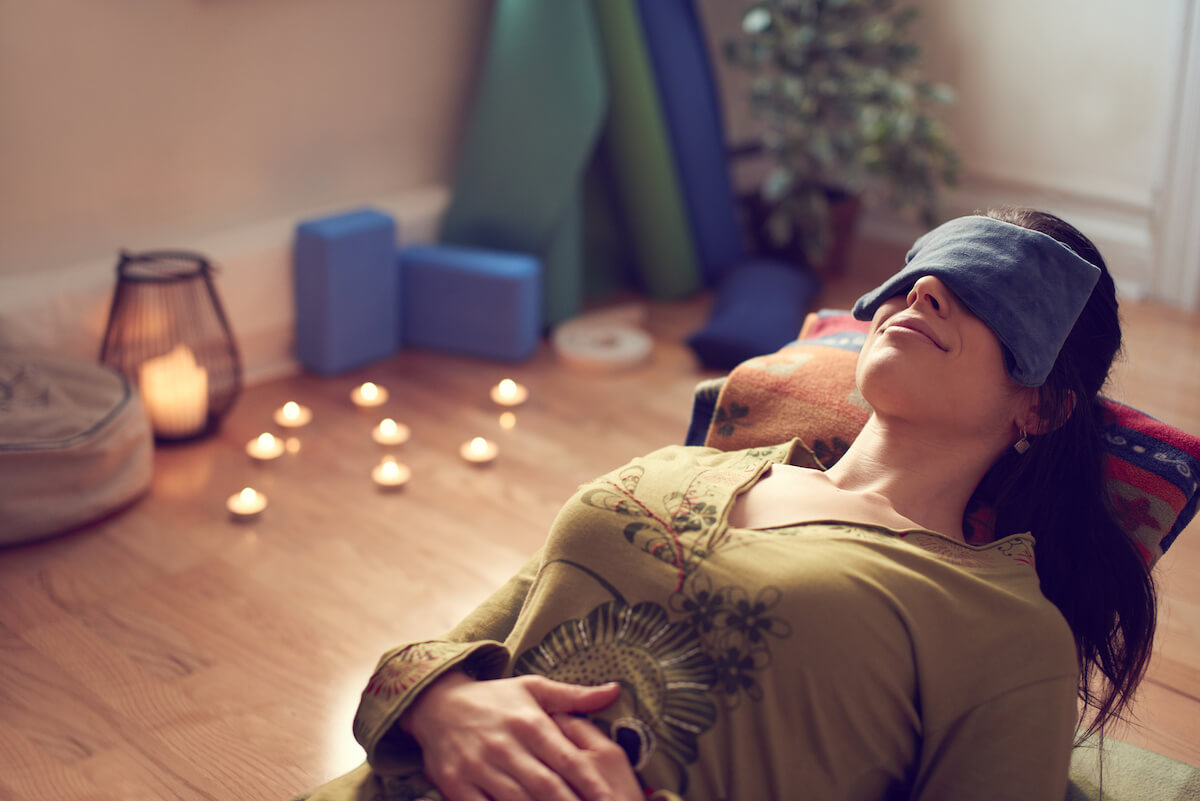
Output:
(293, 208), (1156, 801)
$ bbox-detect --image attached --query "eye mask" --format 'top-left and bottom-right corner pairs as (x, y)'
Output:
(851, 216), (1101, 387)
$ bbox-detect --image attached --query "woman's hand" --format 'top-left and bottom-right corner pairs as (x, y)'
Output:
(552, 713), (644, 801)
(401, 671), (639, 801)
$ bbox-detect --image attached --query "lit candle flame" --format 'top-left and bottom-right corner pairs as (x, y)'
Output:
(380, 418), (398, 436)
(380, 457), (399, 480)
(360, 382), (378, 401)
(470, 437), (489, 455)
(257, 433), (276, 449)
(499, 411), (516, 430)
(498, 378), (517, 399)
(240, 487), (257, 504)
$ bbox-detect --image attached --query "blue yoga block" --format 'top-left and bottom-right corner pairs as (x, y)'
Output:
(294, 208), (400, 374)
(398, 245), (541, 362)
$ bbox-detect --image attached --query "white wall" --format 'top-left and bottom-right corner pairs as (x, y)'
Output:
(0, 0), (491, 378)
(702, 0), (1198, 307)
(918, 0), (1188, 301)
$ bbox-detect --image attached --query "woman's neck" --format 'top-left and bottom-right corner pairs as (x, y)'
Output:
(821, 414), (1004, 542)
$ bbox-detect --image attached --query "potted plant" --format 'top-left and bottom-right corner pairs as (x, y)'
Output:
(726, 0), (959, 273)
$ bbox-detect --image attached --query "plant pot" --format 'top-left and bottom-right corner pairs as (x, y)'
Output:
(819, 189), (862, 277)
(737, 187), (862, 276)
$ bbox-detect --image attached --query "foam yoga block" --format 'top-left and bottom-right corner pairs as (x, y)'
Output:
(294, 209), (400, 375)
(398, 245), (541, 362)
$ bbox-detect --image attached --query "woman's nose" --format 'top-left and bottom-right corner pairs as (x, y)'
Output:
(906, 275), (951, 317)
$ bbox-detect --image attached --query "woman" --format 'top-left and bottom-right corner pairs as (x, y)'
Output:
(302, 209), (1156, 801)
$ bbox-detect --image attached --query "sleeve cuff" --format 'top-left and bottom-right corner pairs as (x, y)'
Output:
(353, 640), (510, 771)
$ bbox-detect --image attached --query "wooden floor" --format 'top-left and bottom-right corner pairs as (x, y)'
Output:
(1, 239), (1197, 801)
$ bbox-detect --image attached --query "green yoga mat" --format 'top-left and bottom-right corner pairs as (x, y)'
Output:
(591, 0), (703, 301)
(439, 1), (607, 326)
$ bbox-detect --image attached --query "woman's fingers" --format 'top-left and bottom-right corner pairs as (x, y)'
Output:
(524, 676), (621, 715)
(404, 673), (630, 801)
(553, 715), (644, 801)
(494, 707), (616, 801)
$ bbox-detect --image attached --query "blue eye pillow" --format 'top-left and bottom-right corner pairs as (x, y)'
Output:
(851, 216), (1101, 387)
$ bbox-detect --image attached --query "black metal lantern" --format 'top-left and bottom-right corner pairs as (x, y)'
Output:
(99, 250), (241, 441)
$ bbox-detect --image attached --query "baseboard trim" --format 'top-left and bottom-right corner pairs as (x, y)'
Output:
(0, 185), (450, 387)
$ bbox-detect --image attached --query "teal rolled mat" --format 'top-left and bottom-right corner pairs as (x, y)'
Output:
(439, 1), (607, 326)
(582, 143), (637, 303)
(591, 0), (703, 301)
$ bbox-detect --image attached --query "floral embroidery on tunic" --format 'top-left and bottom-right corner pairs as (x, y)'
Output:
(669, 575), (792, 707)
(512, 599), (717, 770)
(363, 643), (462, 701)
(580, 448), (778, 591)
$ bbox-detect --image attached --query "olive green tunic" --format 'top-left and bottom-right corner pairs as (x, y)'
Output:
(297, 441), (1078, 801)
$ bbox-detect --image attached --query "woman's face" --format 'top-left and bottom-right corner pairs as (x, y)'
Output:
(856, 274), (1033, 440)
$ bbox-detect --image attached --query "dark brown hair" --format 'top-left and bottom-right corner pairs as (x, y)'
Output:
(971, 207), (1157, 742)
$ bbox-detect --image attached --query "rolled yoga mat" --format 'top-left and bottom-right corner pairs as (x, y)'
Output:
(438, 0), (607, 327)
(636, 0), (743, 285)
(591, 0), (703, 301)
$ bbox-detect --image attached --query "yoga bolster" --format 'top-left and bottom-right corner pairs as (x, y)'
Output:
(686, 260), (820, 370)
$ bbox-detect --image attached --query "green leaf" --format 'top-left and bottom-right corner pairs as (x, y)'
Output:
(743, 7), (773, 34)
(929, 83), (956, 104)
(763, 166), (794, 202)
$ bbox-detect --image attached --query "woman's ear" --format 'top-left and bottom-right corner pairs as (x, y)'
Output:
(1017, 387), (1076, 435)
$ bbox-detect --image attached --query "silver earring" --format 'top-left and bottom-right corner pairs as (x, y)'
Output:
(1014, 430), (1031, 455)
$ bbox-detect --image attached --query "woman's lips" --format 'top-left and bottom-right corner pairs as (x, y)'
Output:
(885, 318), (947, 350)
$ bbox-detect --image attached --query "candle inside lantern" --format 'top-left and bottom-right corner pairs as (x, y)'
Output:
(246, 432), (285, 461)
(351, 382), (389, 408)
(227, 487), (267, 519)
(274, 400), (312, 428)
(372, 417), (411, 446)
(139, 344), (209, 439)
(490, 378), (528, 407)
(371, 455), (412, 490)
(460, 436), (499, 465)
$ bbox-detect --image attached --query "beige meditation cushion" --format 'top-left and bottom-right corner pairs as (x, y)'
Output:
(0, 351), (153, 546)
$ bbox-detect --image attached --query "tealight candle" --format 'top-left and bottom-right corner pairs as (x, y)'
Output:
(227, 487), (267, 520)
(371, 456), (412, 490)
(490, 378), (528, 407)
(274, 401), (312, 428)
(139, 344), (209, 439)
(499, 411), (517, 430)
(372, 418), (411, 446)
(460, 436), (499, 465)
(351, 382), (389, 408)
(246, 432), (285, 461)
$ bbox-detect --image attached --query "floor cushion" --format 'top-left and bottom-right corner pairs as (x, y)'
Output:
(0, 351), (153, 546)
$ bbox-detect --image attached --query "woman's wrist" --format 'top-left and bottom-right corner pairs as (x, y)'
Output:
(397, 668), (475, 737)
